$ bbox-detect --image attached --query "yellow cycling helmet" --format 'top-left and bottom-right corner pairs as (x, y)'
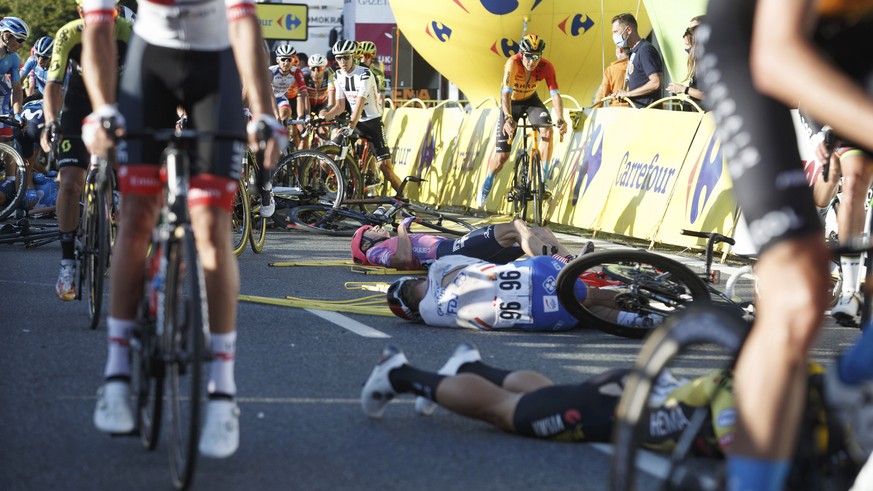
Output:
(76, 0), (120, 5)
(357, 41), (377, 57)
(519, 33), (545, 54)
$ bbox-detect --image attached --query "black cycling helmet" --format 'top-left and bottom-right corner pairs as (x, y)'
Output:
(519, 33), (545, 54)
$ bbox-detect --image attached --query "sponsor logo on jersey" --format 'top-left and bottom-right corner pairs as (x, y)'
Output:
(531, 413), (565, 437)
(716, 408), (736, 428)
(452, 272), (467, 287)
(542, 295), (559, 312)
(446, 296), (458, 314)
(452, 234), (469, 251)
(649, 406), (691, 438)
(542, 276), (556, 294)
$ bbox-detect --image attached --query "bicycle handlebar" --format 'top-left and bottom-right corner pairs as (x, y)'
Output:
(0, 114), (24, 129)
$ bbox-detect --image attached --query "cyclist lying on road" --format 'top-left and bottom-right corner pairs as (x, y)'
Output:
(351, 218), (593, 270)
(385, 255), (660, 331)
(362, 343), (826, 455)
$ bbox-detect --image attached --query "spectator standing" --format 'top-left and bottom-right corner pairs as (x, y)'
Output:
(611, 13), (663, 108)
(594, 47), (629, 107)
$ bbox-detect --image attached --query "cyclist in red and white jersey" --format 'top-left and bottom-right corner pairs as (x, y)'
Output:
(322, 40), (402, 193)
(79, 0), (287, 460)
(305, 53), (334, 118)
(269, 44), (308, 125)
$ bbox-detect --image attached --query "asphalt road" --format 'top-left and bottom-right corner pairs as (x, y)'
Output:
(0, 219), (859, 491)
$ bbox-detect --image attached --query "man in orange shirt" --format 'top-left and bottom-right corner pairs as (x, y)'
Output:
(477, 34), (567, 208)
(594, 47), (629, 107)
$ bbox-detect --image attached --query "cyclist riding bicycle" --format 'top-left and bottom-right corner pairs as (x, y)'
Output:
(305, 53), (335, 119)
(385, 255), (661, 331)
(79, 0), (288, 460)
(19, 36), (52, 98)
(356, 41), (385, 109)
(322, 39), (402, 193)
(41, 3), (132, 302)
(699, 1), (873, 489)
(0, 16), (28, 124)
(352, 218), (590, 270)
(270, 44), (309, 147)
(477, 33), (567, 208)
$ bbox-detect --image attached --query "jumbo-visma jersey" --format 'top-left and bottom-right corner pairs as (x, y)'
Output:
(332, 65), (381, 122)
(419, 255), (536, 330)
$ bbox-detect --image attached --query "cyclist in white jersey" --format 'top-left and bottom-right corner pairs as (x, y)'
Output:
(322, 40), (402, 193)
(386, 255), (661, 331)
(78, 0), (287, 460)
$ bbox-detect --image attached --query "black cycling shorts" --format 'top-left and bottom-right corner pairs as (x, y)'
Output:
(494, 93), (553, 153)
(356, 117), (391, 161)
(57, 90), (91, 170)
(512, 368), (627, 441)
(435, 225), (524, 264)
(119, 35), (245, 181)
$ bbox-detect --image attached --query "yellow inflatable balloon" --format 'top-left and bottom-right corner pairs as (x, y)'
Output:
(389, 0), (652, 105)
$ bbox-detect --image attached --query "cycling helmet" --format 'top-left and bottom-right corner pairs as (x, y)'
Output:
(386, 277), (423, 321)
(519, 33), (545, 54)
(119, 6), (137, 22)
(351, 225), (374, 265)
(276, 45), (296, 57)
(332, 40), (357, 56)
(357, 41), (377, 57)
(308, 53), (327, 68)
(33, 36), (53, 57)
(0, 17), (30, 42)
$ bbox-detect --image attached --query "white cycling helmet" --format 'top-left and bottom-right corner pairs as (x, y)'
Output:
(332, 40), (357, 56)
(0, 17), (30, 42)
(276, 45), (296, 58)
(308, 53), (327, 68)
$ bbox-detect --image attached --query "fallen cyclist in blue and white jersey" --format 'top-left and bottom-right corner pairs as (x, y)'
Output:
(385, 254), (661, 331)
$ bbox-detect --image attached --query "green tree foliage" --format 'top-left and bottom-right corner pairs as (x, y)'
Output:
(0, 0), (137, 54)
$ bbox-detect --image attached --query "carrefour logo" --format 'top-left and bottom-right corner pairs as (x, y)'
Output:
(558, 14), (595, 36)
(687, 135), (723, 223)
(491, 39), (520, 57)
(570, 124), (604, 205)
(426, 21), (453, 42)
(276, 13), (303, 31)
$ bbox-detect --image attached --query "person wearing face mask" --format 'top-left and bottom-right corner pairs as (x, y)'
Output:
(594, 46), (630, 107)
(667, 26), (704, 104)
(610, 13), (663, 108)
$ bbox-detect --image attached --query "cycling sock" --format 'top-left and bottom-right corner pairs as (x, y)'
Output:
(838, 324), (873, 384)
(481, 173), (494, 196)
(840, 254), (861, 295)
(208, 331), (237, 397)
(457, 361), (511, 387)
(387, 364), (445, 402)
(551, 253), (570, 264)
(60, 231), (76, 260)
(726, 456), (789, 491)
(104, 317), (135, 379)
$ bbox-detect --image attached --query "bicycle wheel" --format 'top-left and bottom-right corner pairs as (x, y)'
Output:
(510, 152), (529, 221)
(402, 205), (476, 236)
(271, 150), (345, 228)
(230, 182), (250, 257)
(555, 250), (711, 339)
(289, 204), (370, 236)
(0, 142), (26, 221)
(530, 151), (546, 226)
(611, 303), (749, 491)
(132, 317), (164, 450)
(87, 183), (111, 330)
(317, 143), (364, 199)
(162, 226), (208, 490)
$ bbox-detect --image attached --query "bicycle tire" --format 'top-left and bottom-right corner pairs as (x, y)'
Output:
(271, 150), (345, 229)
(231, 181), (250, 257)
(316, 143), (364, 199)
(0, 142), (26, 221)
(87, 184), (111, 330)
(78, 181), (96, 306)
(511, 151), (529, 221)
(239, 152), (267, 253)
(530, 150), (545, 226)
(289, 204), (369, 236)
(610, 303), (749, 491)
(163, 226), (208, 490)
(402, 205), (476, 236)
(249, 203), (267, 253)
(134, 246), (164, 450)
(555, 250), (711, 339)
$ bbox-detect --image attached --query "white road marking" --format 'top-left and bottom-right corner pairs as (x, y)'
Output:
(305, 309), (390, 338)
(591, 443), (670, 480)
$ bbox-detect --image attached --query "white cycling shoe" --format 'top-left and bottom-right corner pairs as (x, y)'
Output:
(832, 292), (861, 327)
(199, 399), (240, 458)
(93, 380), (135, 434)
(415, 342), (481, 416)
(361, 347), (407, 418)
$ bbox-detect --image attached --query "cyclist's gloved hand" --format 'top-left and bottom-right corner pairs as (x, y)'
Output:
(82, 104), (126, 151)
(341, 125), (354, 137)
(247, 114), (289, 154)
(400, 216), (420, 231)
(13, 113), (24, 127)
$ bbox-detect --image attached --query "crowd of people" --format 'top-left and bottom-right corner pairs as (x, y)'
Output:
(4, 2), (873, 490)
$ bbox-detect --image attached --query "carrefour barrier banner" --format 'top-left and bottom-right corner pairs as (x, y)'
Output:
(656, 112), (739, 249)
(417, 106), (467, 204)
(256, 4), (308, 41)
(540, 108), (581, 222)
(442, 106), (499, 207)
(386, 107), (432, 200)
(389, 0), (652, 103)
(547, 111), (595, 226)
(595, 109), (703, 239)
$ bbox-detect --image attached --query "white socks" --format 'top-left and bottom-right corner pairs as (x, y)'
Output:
(105, 317), (135, 379)
(208, 331), (237, 397)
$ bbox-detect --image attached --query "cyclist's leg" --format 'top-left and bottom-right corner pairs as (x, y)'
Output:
(358, 118), (400, 192)
(833, 150), (873, 319)
(699, 0), (830, 488)
(493, 220), (570, 257)
(526, 94), (554, 164)
(479, 109), (513, 206)
(54, 139), (88, 301)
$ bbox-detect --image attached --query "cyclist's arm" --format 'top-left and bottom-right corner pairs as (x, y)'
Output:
(751, 0), (873, 150)
(11, 81), (22, 115)
(19, 56), (35, 80)
(391, 225), (417, 270)
(81, 4), (118, 109)
(40, 81), (62, 152)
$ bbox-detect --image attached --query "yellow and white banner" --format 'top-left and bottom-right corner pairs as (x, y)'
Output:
(255, 4), (308, 41)
(385, 106), (432, 199)
(441, 105), (499, 208)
